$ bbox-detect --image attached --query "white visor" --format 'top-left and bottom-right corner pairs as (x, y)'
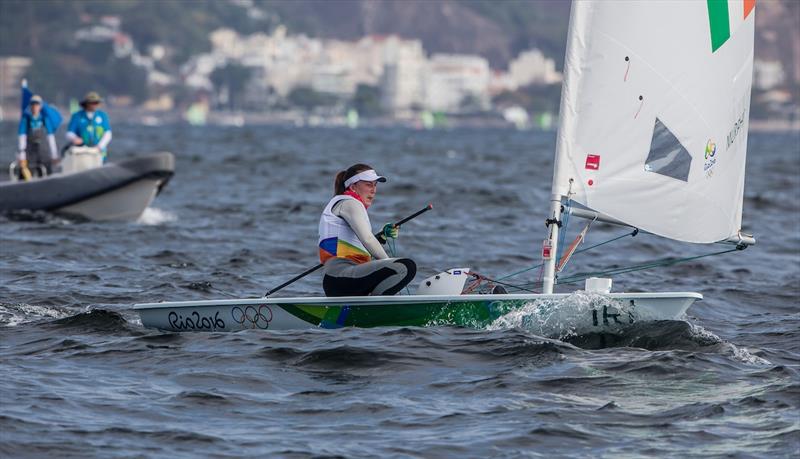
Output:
(344, 169), (387, 188)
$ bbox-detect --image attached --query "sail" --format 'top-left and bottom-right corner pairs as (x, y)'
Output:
(552, 0), (755, 243)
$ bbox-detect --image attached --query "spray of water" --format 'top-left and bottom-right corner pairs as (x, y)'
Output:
(0, 303), (71, 327)
(136, 207), (177, 225)
(488, 291), (636, 340)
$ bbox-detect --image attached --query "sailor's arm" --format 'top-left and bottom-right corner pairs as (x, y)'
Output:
(17, 134), (27, 160)
(66, 130), (82, 145)
(47, 134), (58, 160)
(334, 199), (389, 260)
(97, 131), (112, 150)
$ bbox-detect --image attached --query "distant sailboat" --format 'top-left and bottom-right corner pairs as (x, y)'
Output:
(136, 0), (757, 332)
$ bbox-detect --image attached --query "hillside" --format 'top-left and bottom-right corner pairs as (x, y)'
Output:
(0, 0), (796, 120)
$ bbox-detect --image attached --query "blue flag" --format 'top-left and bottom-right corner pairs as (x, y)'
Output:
(20, 82), (63, 134)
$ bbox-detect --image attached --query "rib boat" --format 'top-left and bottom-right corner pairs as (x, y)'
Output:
(1, 149), (174, 221)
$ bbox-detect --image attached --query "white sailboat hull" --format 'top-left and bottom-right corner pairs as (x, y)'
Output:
(134, 292), (702, 333)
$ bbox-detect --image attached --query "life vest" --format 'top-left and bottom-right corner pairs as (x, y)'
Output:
(318, 194), (371, 264)
(26, 114), (46, 147)
(69, 110), (109, 149)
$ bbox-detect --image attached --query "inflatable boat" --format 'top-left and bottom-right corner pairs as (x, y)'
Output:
(1, 148), (174, 221)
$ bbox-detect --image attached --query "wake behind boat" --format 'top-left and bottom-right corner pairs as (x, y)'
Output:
(1, 148), (174, 221)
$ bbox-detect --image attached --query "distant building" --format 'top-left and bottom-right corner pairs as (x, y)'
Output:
(423, 54), (490, 113)
(184, 27), (565, 116)
(509, 49), (561, 87)
(380, 37), (426, 113)
(489, 70), (517, 96)
(754, 59), (786, 90)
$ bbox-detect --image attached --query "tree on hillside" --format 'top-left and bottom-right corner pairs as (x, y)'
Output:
(351, 84), (382, 116)
(210, 64), (253, 110)
(288, 86), (338, 111)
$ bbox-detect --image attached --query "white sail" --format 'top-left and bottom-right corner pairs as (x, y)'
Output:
(552, 0), (755, 243)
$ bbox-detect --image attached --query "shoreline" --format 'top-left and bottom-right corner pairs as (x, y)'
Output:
(1, 105), (797, 132)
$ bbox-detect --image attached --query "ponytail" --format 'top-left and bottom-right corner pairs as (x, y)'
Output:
(333, 163), (374, 195)
(334, 170), (348, 195)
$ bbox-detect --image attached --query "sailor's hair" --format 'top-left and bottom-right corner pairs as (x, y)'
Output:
(334, 163), (373, 195)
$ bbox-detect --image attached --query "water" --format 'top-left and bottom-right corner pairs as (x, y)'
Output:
(1, 124), (798, 457)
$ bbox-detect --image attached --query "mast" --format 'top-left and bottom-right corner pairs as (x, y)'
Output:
(542, 1), (586, 294)
(542, 195), (562, 294)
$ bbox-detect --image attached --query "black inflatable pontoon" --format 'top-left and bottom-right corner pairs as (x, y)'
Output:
(0, 152), (174, 221)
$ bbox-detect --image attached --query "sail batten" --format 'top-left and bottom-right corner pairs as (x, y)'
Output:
(551, 0), (755, 244)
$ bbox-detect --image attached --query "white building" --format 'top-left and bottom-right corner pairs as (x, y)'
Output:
(509, 49), (561, 87)
(754, 59), (786, 90)
(423, 54), (490, 113)
(380, 37), (426, 113)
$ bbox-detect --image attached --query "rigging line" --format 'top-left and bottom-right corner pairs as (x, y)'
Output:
(386, 237), (412, 296)
(572, 229), (638, 256)
(496, 229), (634, 282)
(465, 272), (541, 294)
(556, 247), (740, 285)
(496, 262), (545, 281)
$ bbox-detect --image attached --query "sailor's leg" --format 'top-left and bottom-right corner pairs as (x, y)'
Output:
(371, 258), (416, 295)
(27, 144), (48, 176)
(323, 258), (417, 297)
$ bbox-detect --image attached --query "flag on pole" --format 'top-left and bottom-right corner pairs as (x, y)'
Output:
(20, 80), (63, 134)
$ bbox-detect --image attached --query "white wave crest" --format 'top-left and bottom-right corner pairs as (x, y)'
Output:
(686, 322), (772, 365)
(137, 207), (177, 225)
(0, 303), (71, 327)
(488, 291), (635, 340)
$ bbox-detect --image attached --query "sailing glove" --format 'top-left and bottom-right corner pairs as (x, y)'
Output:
(379, 223), (399, 243)
(18, 159), (32, 181)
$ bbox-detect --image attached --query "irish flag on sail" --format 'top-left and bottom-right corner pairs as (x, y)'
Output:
(708, 0), (756, 52)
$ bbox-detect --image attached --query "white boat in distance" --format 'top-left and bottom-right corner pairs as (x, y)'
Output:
(136, 0), (757, 332)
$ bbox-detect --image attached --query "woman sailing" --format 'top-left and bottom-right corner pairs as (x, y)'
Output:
(319, 164), (416, 296)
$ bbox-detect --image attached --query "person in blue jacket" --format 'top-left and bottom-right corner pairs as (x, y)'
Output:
(17, 94), (60, 179)
(66, 91), (112, 161)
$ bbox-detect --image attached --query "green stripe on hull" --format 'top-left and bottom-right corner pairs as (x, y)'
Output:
(281, 300), (526, 329)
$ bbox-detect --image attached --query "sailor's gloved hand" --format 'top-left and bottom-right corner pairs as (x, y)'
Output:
(382, 223), (399, 240)
(18, 158), (32, 181)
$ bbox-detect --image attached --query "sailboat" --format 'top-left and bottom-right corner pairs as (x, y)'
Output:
(135, 0), (756, 332)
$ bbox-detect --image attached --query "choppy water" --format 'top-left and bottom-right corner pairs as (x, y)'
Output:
(1, 123), (798, 457)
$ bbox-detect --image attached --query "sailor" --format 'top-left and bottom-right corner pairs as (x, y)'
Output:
(17, 95), (59, 180)
(319, 164), (417, 296)
(66, 91), (112, 161)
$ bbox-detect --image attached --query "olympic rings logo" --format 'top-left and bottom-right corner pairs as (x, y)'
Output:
(704, 139), (717, 159)
(231, 305), (273, 329)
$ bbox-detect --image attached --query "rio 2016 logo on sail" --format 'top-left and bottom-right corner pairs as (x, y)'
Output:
(703, 139), (717, 176)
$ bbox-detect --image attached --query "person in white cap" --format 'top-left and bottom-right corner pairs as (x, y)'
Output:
(318, 163), (416, 296)
(17, 94), (59, 180)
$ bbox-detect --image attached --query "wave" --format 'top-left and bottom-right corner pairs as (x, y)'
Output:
(136, 207), (177, 225)
(46, 309), (134, 334)
(0, 302), (71, 327)
(487, 291), (637, 340)
(486, 293), (771, 364)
